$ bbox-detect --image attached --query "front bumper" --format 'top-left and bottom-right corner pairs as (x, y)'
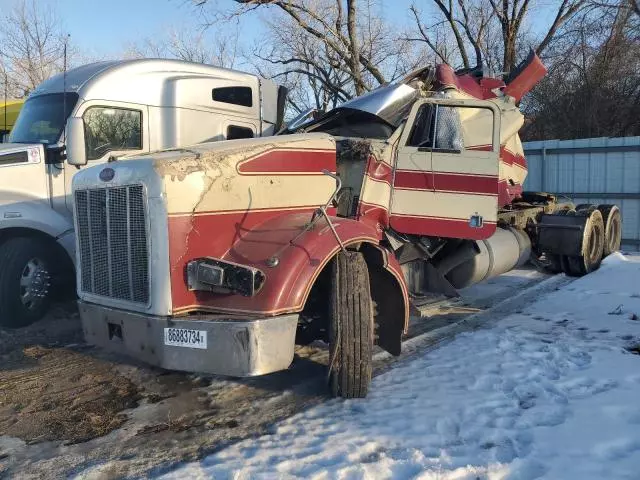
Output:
(79, 301), (299, 377)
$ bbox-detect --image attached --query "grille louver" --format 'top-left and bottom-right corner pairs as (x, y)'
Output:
(75, 185), (149, 304)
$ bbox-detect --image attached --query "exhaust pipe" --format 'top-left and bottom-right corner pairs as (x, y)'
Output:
(502, 50), (547, 102)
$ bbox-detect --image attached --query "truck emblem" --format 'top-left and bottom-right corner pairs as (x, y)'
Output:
(99, 167), (115, 182)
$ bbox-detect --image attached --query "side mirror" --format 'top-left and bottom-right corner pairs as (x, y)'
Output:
(66, 117), (87, 166)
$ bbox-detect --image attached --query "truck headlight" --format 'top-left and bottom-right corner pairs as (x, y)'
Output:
(186, 258), (265, 297)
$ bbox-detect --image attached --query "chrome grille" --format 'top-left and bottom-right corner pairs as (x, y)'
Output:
(75, 185), (149, 304)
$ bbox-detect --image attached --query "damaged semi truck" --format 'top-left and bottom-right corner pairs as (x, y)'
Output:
(74, 53), (622, 398)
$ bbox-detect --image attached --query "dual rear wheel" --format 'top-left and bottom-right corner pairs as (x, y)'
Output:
(546, 204), (621, 277)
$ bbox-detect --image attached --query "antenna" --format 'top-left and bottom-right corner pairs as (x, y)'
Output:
(3, 70), (7, 140)
(62, 34), (70, 145)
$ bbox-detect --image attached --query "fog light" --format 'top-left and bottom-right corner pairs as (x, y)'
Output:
(186, 258), (265, 296)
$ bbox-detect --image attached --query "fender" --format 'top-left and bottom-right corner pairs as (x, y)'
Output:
(0, 200), (75, 259)
(170, 210), (409, 333)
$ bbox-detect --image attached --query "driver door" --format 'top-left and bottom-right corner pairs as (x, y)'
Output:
(390, 98), (501, 240)
(61, 101), (149, 213)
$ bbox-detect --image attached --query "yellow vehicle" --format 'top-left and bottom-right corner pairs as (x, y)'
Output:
(0, 99), (24, 140)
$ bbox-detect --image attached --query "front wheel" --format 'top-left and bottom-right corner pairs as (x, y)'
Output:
(328, 251), (373, 399)
(0, 237), (55, 328)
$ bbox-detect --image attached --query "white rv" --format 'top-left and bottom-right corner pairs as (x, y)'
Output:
(0, 59), (286, 327)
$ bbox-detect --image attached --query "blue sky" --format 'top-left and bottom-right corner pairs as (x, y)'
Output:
(32, 0), (221, 58)
(3, 0), (556, 63)
(3, 0), (420, 59)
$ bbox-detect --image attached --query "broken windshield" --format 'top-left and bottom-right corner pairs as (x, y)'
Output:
(9, 93), (78, 145)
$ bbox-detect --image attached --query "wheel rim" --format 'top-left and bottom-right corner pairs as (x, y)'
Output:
(19, 257), (50, 311)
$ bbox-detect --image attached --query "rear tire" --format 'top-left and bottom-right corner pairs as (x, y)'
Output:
(0, 237), (55, 328)
(328, 251), (373, 399)
(566, 209), (605, 276)
(575, 204), (596, 213)
(598, 205), (621, 256)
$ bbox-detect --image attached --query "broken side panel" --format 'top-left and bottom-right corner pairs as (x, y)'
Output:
(389, 97), (501, 240)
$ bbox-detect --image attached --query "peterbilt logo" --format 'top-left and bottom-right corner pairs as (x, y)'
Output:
(99, 167), (115, 182)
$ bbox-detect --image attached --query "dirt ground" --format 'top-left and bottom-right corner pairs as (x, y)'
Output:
(0, 268), (556, 479)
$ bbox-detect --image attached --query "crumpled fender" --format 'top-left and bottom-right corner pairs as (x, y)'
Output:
(173, 210), (409, 332)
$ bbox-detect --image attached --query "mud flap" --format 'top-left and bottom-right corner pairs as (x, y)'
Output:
(536, 213), (586, 256)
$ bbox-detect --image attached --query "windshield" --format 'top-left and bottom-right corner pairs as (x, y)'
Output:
(9, 93), (79, 145)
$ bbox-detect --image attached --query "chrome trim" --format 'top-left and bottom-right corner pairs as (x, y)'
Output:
(79, 301), (299, 377)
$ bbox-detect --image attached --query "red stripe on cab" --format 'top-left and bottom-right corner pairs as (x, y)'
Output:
(390, 215), (497, 240)
(394, 170), (498, 195)
(237, 149), (336, 174)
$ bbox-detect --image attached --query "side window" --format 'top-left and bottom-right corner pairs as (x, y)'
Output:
(406, 104), (435, 147)
(83, 107), (142, 161)
(406, 104), (493, 153)
(227, 125), (254, 140)
(212, 87), (253, 107)
(457, 106), (494, 151)
(434, 106), (464, 152)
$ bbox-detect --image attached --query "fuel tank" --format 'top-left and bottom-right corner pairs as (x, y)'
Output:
(446, 227), (531, 289)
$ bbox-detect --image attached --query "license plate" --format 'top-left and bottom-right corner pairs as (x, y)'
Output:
(164, 328), (207, 349)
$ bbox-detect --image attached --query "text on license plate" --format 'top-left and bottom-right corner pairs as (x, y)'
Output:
(164, 328), (207, 349)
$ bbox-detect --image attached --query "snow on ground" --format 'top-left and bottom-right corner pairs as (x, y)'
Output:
(161, 253), (640, 480)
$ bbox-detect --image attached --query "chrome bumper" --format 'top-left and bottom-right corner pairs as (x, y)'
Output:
(79, 301), (298, 377)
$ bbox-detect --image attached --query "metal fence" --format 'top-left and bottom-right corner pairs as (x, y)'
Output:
(523, 136), (640, 251)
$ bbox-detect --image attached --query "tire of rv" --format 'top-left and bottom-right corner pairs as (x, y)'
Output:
(0, 237), (55, 328)
(328, 250), (374, 399)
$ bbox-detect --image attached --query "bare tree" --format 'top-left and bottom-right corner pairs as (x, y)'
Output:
(249, 17), (354, 112)
(196, 0), (423, 112)
(407, 0), (587, 74)
(522, 1), (640, 139)
(125, 27), (239, 68)
(227, 0), (387, 94)
(0, 0), (70, 97)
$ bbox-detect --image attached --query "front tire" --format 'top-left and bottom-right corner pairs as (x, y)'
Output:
(0, 237), (54, 328)
(328, 251), (373, 399)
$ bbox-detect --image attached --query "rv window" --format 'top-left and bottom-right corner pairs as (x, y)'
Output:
(227, 125), (254, 140)
(83, 107), (142, 161)
(212, 87), (253, 107)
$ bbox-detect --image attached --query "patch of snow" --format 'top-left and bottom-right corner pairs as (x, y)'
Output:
(161, 258), (640, 480)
